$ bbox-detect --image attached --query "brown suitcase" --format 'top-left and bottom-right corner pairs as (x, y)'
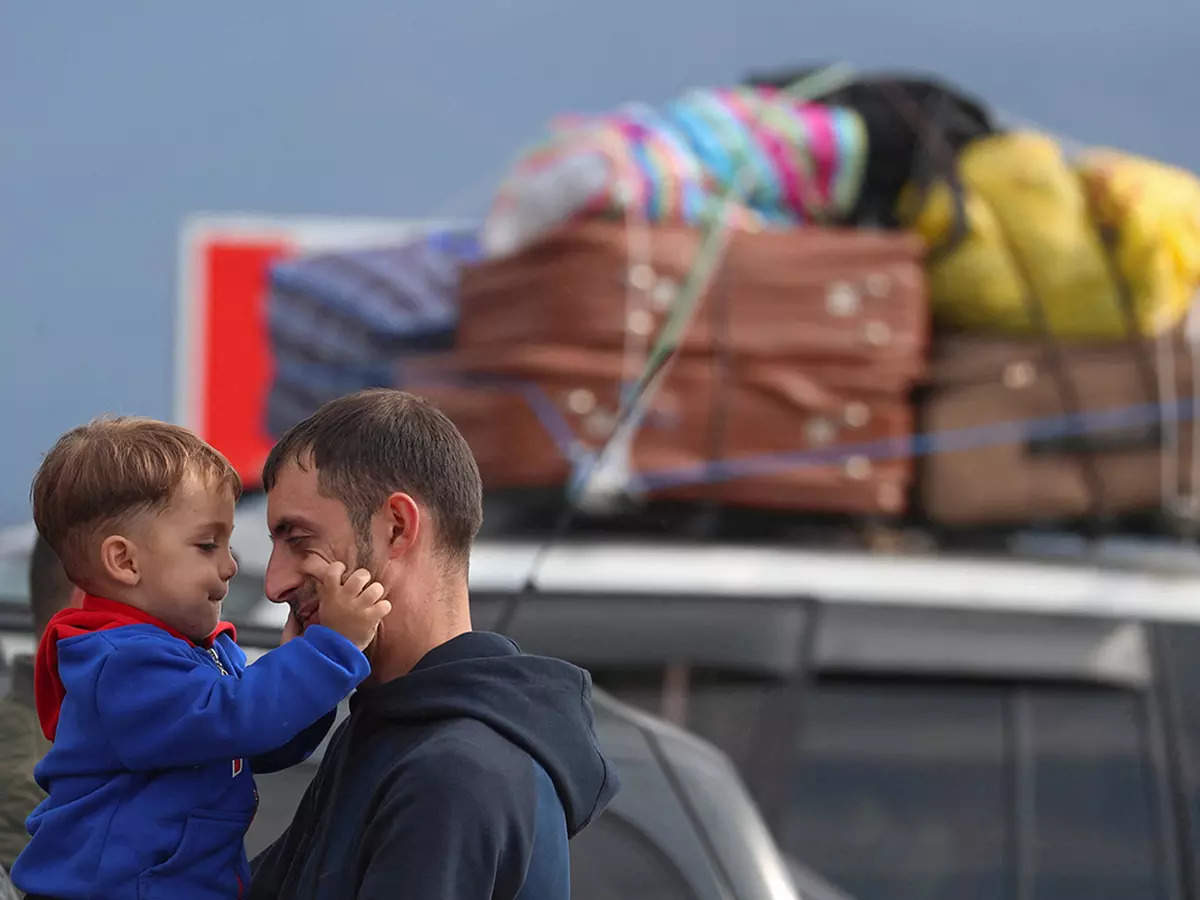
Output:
(404, 345), (914, 515)
(457, 220), (930, 380)
(919, 335), (1198, 525)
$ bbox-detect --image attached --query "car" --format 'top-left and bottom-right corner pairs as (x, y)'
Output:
(228, 495), (1200, 899)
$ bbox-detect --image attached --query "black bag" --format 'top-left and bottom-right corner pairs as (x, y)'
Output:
(744, 67), (996, 226)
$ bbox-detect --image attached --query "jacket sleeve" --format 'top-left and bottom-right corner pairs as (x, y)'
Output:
(355, 752), (536, 900)
(94, 625), (368, 770)
(250, 709), (337, 774)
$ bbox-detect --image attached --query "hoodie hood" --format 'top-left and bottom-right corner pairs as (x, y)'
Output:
(352, 630), (618, 835)
(35, 594), (236, 741)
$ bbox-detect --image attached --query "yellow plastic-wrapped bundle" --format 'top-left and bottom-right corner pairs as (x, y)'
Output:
(1078, 149), (1200, 336)
(900, 132), (1127, 337)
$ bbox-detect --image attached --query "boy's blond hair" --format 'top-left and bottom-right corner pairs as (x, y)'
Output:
(31, 417), (242, 587)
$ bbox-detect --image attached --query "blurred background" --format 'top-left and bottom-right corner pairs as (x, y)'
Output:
(5, 2), (1200, 898)
(4, 0), (1200, 523)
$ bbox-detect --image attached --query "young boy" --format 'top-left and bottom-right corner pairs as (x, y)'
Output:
(11, 417), (390, 899)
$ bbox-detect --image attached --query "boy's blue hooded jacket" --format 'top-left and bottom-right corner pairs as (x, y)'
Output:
(10, 594), (368, 900)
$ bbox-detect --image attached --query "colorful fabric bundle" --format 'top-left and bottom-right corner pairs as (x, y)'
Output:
(268, 230), (478, 363)
(665, 88), (868, 224)
(482, 88), (867, 257)
(266, 229), (479, 436)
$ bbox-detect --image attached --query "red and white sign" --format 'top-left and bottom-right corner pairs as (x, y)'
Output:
(175, 215), (444, 487)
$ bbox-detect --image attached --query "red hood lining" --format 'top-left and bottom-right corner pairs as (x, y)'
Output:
(35, 594), (236, 741)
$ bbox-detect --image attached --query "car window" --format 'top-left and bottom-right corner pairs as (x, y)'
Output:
(598, 662), (1178, 900)
(1151, 621), (1200, 892)
(776, 681), (1011, 900)
(1020, 688), (1168, 899)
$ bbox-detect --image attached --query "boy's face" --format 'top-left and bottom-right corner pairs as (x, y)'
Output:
(127, 469), (238, 641)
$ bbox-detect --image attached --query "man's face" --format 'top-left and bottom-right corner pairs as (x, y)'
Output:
(264, 459), (372, 630)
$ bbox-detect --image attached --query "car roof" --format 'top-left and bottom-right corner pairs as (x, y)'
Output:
(3, 496), (1194, 688)
(224, 495), (1200, 626)
(8, 497), (1200, 626)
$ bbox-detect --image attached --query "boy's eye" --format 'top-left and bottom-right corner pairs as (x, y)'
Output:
(197, 542), (218, 553)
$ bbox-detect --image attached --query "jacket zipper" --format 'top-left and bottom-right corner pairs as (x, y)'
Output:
(208, 643), (246, 897)
(207, 646), (229, 676)
(207, 644), (244, 899)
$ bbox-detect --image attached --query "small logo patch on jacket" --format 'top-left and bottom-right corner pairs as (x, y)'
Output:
(232, 758), (244, 777)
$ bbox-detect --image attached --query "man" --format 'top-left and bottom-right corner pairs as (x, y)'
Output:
(249, 390), (618, 899)
(0, 536), (82, 871)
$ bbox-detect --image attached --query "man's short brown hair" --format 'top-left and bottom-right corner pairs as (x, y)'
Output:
(262, 390), (483, 570)
(31, 417), (242, 585)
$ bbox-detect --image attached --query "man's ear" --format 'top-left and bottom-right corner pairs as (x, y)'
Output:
(100, 535), (141, 587)
(383, 492), (421, 559)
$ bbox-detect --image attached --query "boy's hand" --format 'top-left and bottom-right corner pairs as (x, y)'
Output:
(280, 610), (303, 646)
(298, 553), (391, 651)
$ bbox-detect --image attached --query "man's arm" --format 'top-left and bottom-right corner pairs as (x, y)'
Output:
(94, 626), (368, 770)
(355, 751), (536, 900)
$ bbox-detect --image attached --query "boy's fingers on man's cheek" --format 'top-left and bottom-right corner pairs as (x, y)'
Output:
(325, 560), (348, 587)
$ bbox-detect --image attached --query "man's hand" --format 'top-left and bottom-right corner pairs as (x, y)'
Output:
(298, 553), (391, 651)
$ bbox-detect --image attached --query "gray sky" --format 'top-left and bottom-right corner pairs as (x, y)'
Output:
(2, 0), (1198, 524)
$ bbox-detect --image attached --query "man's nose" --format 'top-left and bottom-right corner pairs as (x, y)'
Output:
(264, 548), (301, 603)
